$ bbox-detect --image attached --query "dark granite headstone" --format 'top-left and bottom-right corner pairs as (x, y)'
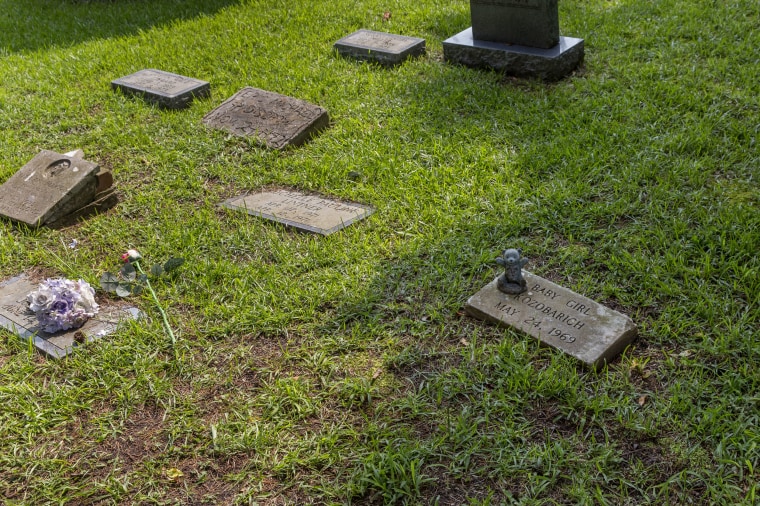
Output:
(221, 189), (374, 235)
(202, 88), (329, 150)
(466, 271), (637, 367)
(111, 69), (210, 109)
(444, 0), (583, 80)
(334, 29), (425, 66)
(0, 150), (114, 228)
(0, 274), (141, 359)
(471, 0), (558, 49)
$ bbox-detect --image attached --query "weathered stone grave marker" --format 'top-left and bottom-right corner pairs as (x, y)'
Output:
(202, 87), (329, 149)
(0, 274), (141, 359)
(111, 69), (210, 109)
(334, 29), (425, 66)
(221, 189), (374, 235)
(466, 270), (637, 367)
(444, 0), (584, 80)
(0, 150), (115, 228)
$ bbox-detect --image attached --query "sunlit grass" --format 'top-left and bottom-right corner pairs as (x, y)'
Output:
(0, 0), (758, 504)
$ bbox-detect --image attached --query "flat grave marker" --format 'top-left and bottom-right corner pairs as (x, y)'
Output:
(466, 271), (637, 367)
(0, 150), (114, 228)
(221, 189), (374, 235)
(111, 69), (210, 109)
(203, 87), (329, 149)
(0, 274), (141, 359)
(334, 29), (425, 66)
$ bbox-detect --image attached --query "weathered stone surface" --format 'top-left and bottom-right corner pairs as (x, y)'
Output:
(466, 271), (637, 367)
(0, 274), (141, 359)
(443, 29), (584, 80)
(470, 0), (559, 49)
(334, 29), (425, 66)
(203, 88), (329, 149)
(111, 69), (210, 109)
(0, 150), (107, 227)
(221, 189), (374, 235)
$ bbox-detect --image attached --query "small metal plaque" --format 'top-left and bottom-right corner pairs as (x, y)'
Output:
(0, 274), (141, 359)
(221, 189), (374, 235)
(111, 69), (210, 109)
(202, 88), (329, 149)
(334, 30), (425, 66)
(466, 271), (637, 367)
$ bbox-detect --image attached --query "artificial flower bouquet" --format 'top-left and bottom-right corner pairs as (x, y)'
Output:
(27, 278), (99, 333)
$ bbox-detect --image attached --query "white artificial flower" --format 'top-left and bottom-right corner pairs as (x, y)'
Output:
(27, 287), (55, 313)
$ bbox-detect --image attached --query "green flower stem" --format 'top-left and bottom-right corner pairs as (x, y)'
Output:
(133, 260), (176, 347)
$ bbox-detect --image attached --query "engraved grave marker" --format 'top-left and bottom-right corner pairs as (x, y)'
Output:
(466, 271), (637, 367)
(0, 274), (141, 359)
(0, 150), (115, 228)
(112, 69), (210, 109)
(221, 189), (373, 235)
(202, 87), (329, 149)
(334, 29), (425, 66)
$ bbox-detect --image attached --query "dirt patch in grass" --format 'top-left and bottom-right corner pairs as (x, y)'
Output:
(71, 404), (168, 484)
(155, 454), (254, 505)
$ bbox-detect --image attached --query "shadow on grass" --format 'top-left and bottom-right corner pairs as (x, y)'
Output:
(0, 0), (242, 54)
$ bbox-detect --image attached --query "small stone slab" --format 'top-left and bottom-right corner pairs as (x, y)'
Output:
(465, 271), (637, 367)
(111, 69), (210, 109)
(443, 28), (584, 81)
(202, 87), (329, 149)
(0, 150), (109, 227)
(470, 0), (559, 49)
(334, 29), (425, 66)
(0, 274), (141, 359)
(221, 189), (373, 235)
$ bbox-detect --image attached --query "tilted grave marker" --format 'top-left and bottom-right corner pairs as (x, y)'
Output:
(334, 29), (426, 66)
(0, 274), (141, 359)
(202, 87), (329, 149)
(112, 69), (210, 109)
(221, 189), (374, 235)
(0, 150), (115, 228)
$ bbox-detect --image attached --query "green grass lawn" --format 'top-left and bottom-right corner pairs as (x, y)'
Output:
(0, 0), (758, 504)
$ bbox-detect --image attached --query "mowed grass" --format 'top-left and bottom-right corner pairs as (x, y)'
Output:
(0, 0), (758, 504)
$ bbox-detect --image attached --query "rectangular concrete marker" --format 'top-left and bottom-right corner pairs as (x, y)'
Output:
(0, 150), (112, 228)
(0, 274), (141, 359)
(465, 271), (637, 367)
(334, 29), (425, 66)
(221, 189), (373, 235)
(202, 87), (329, 149)
(112, 69), (210, 109)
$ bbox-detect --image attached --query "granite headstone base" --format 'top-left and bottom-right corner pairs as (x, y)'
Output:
(334, 29), (425, 66)
(465, 271), (637, 367)
(443, 28), (584, 81)
(0, 274), (141, 359)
